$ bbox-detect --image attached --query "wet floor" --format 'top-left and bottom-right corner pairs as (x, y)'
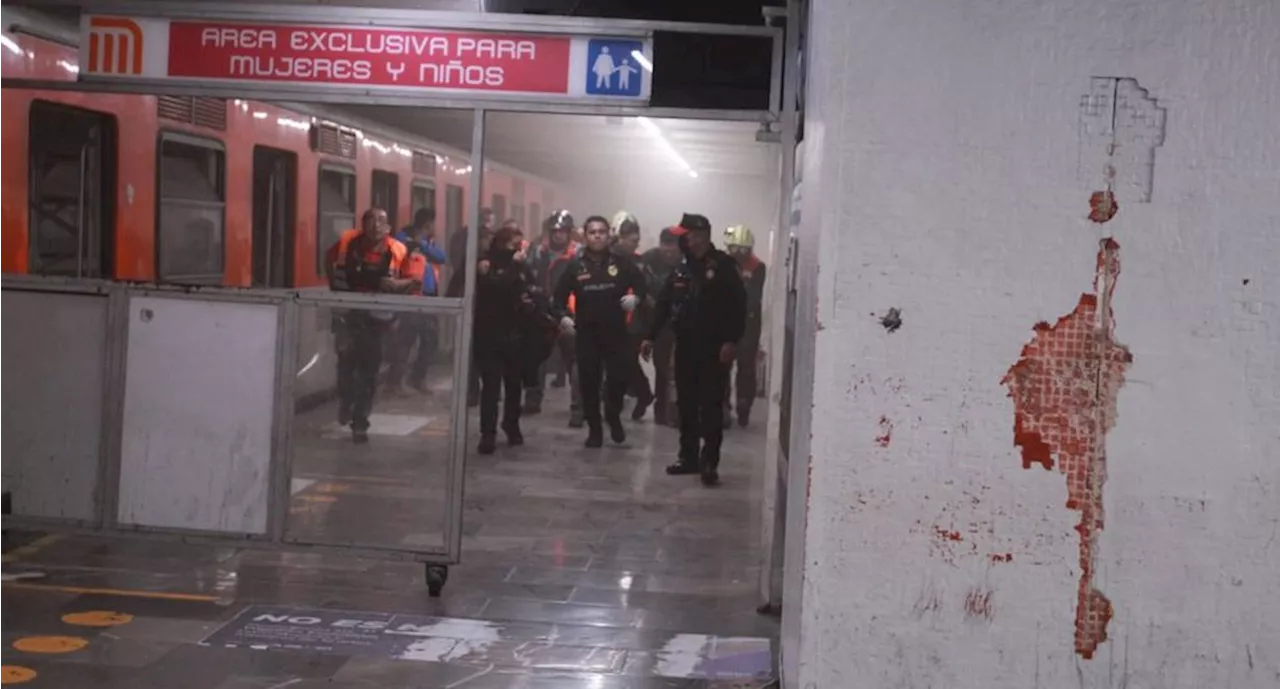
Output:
(2, 372), (778, 687)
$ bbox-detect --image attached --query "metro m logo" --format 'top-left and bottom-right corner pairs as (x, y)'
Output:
(87, 17), (143, 75)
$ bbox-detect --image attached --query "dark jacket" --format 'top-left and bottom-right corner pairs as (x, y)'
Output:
(552, 249), (646, 335)
(649, 245), (747, 352)
(634, 247), (679, 335)
(473, 252), (534, 346)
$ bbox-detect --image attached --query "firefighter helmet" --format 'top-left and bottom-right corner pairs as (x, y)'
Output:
(544, 209), (575, 233)
(610, 210), (639, 237)
(723, 224), (755, 249)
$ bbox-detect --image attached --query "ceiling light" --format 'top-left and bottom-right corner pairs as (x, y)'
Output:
(630, 50), (652, 73)
(636, 116), (698, 178)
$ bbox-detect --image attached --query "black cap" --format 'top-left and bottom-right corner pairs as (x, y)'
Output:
(678, 213), (711, 233)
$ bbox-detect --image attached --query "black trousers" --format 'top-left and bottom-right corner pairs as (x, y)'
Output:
(576, 327), (630, 428)
(675, 342), (730, 465)
(336, 314), (388, 432)
(474, 337), (523, 436)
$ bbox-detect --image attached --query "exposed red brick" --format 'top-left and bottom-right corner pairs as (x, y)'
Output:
(1089, 190), (1119, 224)
(1001, 238), (1130, 660)
(990, 552), (1014, 563)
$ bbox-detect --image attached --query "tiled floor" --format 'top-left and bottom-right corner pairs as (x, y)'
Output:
(2, 377), (778, 687)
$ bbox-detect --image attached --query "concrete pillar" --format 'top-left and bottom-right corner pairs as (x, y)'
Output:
(785, 1), (1280, 686)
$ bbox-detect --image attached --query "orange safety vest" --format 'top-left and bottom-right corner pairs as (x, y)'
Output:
(327, 229), (407, 292)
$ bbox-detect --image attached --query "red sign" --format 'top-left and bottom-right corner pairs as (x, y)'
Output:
(166, 22), (572, 93)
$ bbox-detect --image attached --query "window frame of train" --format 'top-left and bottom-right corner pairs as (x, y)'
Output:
(370, 168), (400, 229)
(410, 178), (437, 226)
(155, 131), (227, 284)
(27, 99), (118, 280)
(316, 163), (357, 275)
(490, 193), (507, 227)
(250, 145), (298, 289)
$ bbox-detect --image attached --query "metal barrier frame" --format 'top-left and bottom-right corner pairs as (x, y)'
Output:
(1, 2), (790, 571)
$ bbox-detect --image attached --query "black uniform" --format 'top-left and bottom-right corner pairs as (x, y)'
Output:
(649, 244), (747, 477)
(473, 250), (537, 448)
(553, 249), (646, 442)
(728, 256), (767, 425)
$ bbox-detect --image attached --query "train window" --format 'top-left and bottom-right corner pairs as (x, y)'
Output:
(371, 169), (399, 229)
(317, 165), (356, 272)
(510, 204), (524, 231)
(157, 134), (225, 282)
(27, 101), (118, 279)
(411, 180), (436, 222)
(491, 194), (507, 226)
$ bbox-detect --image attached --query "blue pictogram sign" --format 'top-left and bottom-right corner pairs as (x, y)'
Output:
(585, 39), (645, 97)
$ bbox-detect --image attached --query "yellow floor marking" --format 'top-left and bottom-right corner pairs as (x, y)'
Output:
(12, 636), (88, 654)
(2, 582), (222, 603)
(1, 666), (37, 684)
(1, 534), (64, 564)
(61, 611), (135, 627)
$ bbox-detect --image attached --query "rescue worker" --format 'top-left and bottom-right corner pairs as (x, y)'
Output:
(388, 207), (447, 395)
(473, 225), (536, 454)
(642, 213), (746, 486)
(639, 227), (685, 425)
(722, 224), (767, 427)
(526, 210), (583, 423)
(610, 211), (656, 419)
(553, 215), (646, 447)
(325, 208), (418, 443)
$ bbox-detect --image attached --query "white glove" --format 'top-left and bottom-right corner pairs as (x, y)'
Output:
(559, 316), (576, 336)
(619, 294), (639, 313)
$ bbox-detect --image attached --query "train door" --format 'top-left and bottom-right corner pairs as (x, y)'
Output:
(371, 169), (399, 229)
(251, 146), (296, 288)
(529, 202), (542, 233)
(510, 203), (524, 230)
(411, 179), (436, 222)
(27, 101), (116, 278)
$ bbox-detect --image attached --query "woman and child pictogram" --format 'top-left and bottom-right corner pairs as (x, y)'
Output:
(592, 46), (640, 90)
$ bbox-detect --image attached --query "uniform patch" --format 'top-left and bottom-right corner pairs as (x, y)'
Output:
(607, 265), (619, 277)
(706, 269), (715, 279)
(577, 273), (591, 281)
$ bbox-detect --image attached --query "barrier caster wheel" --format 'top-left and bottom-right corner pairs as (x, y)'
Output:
(425, 565), (448, 597)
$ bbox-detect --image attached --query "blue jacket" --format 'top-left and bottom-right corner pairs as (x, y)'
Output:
(395, 229), (448, 296)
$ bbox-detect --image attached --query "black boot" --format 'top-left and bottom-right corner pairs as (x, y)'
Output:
(607, 416), (626, 444)
(352, 428), (369, 444)
(737, 405), (751, 428)
(503, 422), (524, 446)
(700, 451), (721, 486)
(478, 434), (497, 455)
(631, 392), (653, 421)
(666, 449), (700, 475)
(585, 426), (604, 448)
(568, 410), (585, 429)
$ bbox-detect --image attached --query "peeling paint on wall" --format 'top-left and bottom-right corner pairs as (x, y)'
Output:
(1001, 238), (1131, 660)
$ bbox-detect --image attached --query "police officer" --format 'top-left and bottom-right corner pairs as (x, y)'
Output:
(325, 207), (418, 443)
(527, 210), (583, 424)
(723, 224), (767, 427)
(553, 215), (646, 448)
(642, 213), (746, 486)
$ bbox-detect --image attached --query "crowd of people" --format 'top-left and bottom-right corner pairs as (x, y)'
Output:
(324, 206), (767, 487)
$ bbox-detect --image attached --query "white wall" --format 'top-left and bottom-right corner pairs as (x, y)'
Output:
(788, 1), (1280, 687)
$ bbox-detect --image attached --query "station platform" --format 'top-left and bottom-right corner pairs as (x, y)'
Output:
(1, 383), (778, 688)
